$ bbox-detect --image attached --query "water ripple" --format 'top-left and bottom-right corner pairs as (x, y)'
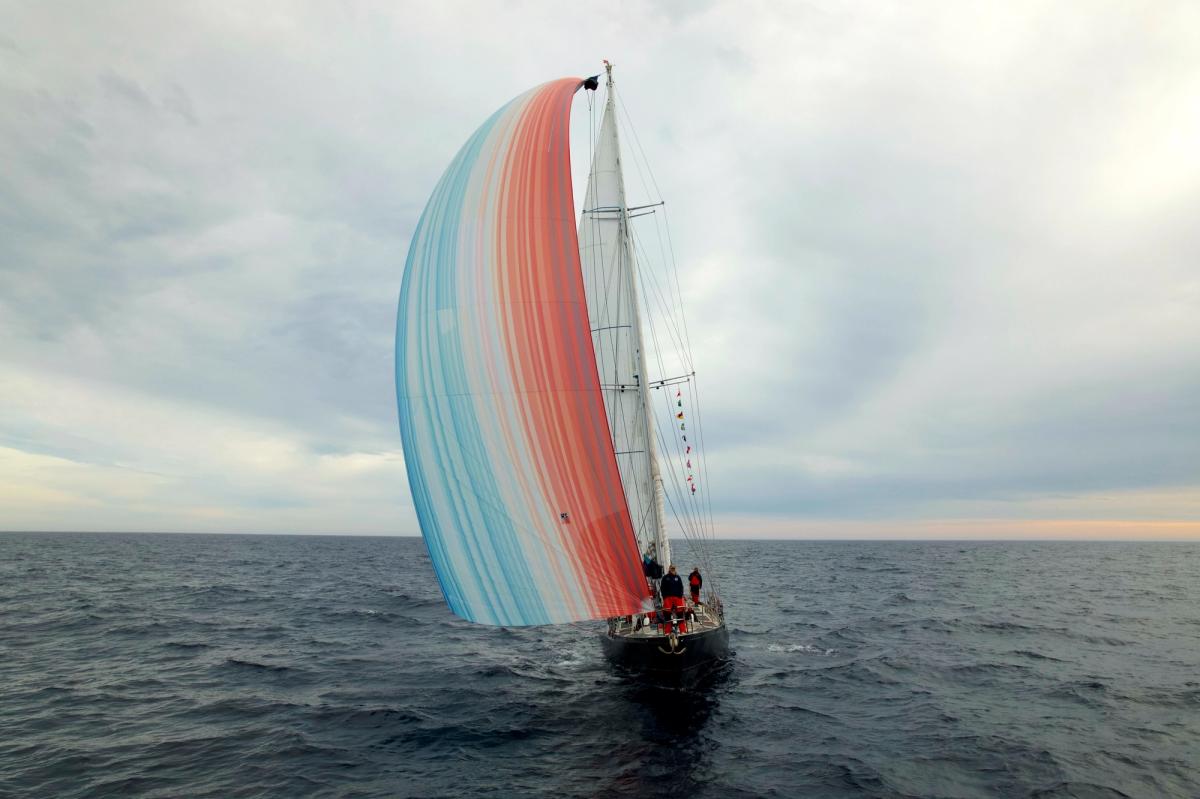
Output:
(0, 534), (1197, 798)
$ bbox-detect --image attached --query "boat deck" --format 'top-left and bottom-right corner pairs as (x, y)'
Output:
(607, 602), (724, 639)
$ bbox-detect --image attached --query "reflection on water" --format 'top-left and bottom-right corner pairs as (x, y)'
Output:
(588, 658), (737, 797)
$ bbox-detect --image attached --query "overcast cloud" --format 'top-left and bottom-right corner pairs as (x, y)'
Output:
(2, 1), (1198, 537)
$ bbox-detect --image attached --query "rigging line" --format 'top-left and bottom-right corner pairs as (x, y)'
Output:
(596, 89), (626, 368)
(611, 217), (655, 548)
(628, 236), (687, 381)
(584, 91), (648, 551)
(583, 201), (664, 213)
(654, 414), (717, 592)
(607, 343), (652, 550)
(664, 358), (711, 544)
(620, 110), (708, 526)
(602, 350), (646, 546)
(620, 99), (709, 493)
(630, 230), (683, 365)
(636, 222), (690, 368)
(626, 217), (679, 342)
(652, 203), (695, 364)
(657, 411), (718, 592)
(585, 174), (624, 404)
(661, 461), (717, 589)
(568, 105), (657, 559)
(638, 245), (696, 417)
(617, 422), (652, 550)
(623, 182), (708, 544)
(654, 401), (703, 544)
(690, 371), (718, 540)
(639, 283), (694, 512)
(584, 173), (625, 446)
(599, 241), (625, 369)
(646, 363), (692, 518)
(662, 390), (719, 584)
(660, 203), (696, 373)
(581, 94), (654, 556)
(616, 165), (667, 553)
(641, 272), (705, 545)
(587, 182), (655, 550)
(670, 409), (708, 549)
(645, 306), (713, 568)
(604, 79), (691, 554)
(673, 382), (714, 547)
(614, 91), (719, 579)
(638, 287), (690, 541)
(645, 374), (694, 389)
(615, 92), (661, 211)
(630, 227), (692, 376)
(654, 436), (700, 550)
(632, 481), (655, 550)
(657, 453), (696, 544)
(628, 220), (692, 374)
(592, 91), (636, 396)
(616, 98), (697, 379)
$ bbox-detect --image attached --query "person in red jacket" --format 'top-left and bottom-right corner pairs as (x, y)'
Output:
(688, 567), (703, 604)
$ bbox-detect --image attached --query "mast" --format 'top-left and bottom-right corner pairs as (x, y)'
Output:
(582, 63), (671, 569)
(610, 65), (671, 569)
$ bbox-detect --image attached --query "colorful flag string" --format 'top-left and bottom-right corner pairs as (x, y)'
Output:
(675, 387), (697, 497)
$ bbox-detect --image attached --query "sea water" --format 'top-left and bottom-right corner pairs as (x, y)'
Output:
(1, 534), (1197, 798)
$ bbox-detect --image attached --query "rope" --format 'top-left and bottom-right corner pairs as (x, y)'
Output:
(580, 78), (725, 612)
(619, 91), (720, 604)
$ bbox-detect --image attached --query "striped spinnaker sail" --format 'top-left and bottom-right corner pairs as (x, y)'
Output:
(396, 78), (650, 626)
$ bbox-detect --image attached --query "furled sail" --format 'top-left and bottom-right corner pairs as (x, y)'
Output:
(396, 78), (650, 626)
(578, 79), (671, 568)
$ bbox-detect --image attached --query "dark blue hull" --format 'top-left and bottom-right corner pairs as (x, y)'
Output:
(601, 622), (729, 674)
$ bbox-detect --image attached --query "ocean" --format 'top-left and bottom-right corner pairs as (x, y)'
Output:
(1, 534), (1196, 798)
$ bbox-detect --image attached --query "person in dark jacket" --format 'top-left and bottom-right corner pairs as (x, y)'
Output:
(660, 565), (684, 600)
(688, 567), (703, 604)
(642, 548), (663, 581)
(659, 565), (688, 633)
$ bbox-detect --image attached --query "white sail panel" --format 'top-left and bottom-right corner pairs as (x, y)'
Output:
(578, 85), (670, 567)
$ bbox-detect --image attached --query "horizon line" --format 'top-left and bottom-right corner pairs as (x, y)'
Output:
(3, 529), (1198, 543)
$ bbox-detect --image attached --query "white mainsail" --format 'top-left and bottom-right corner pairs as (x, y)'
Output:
(578, 69), (671, 569)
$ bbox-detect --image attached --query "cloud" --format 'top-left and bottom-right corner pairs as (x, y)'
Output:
(1, 1), (1197, 536)
(0, 364), (411, 533)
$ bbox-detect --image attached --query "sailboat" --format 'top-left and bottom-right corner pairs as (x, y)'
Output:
(396, 63), (728, 673)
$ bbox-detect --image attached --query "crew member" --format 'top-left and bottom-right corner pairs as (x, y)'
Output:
(642, 547), (663, 580)
(688, 567), (703, 604)
(659, 565), (688, 633)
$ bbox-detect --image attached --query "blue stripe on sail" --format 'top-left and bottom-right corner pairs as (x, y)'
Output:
(397, 99), (547, 626)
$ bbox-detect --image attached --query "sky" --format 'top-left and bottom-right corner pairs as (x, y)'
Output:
(2, 1), (1198, 538)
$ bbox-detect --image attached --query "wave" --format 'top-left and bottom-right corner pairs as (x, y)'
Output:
(1009, 649), (1067, 662)
(1030, 782), (1132, 798)
(767, 643), (839, 656)
(162, 640), (212, 650)
(221, 658), (296, 673)
(5, 534), (1198, 798)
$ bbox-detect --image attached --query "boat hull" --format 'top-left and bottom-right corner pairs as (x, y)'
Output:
(601, 623), (729, 674)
